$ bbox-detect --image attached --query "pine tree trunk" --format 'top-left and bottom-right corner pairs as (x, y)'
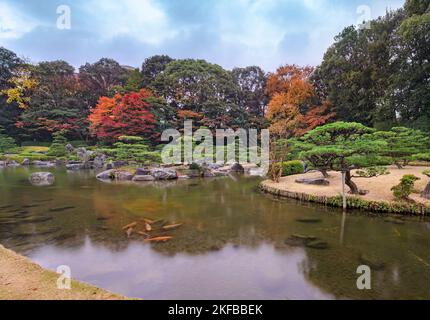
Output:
(321, 169), (329, 178)
(423, 182), (430, 199)
(345, 170), (359, 195)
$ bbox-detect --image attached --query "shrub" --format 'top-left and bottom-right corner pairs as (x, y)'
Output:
(189, 162), (201, 170)
(391, 174), (421, 200)
(47, 133), (68, 157)
(0, 128), (17, 153)
(280, 160), (304, 176)
(354, 166), (390, 178)
(100, 136), (161, 165)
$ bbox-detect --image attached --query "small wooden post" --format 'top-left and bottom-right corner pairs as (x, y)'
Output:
(341, 171), (347, 211)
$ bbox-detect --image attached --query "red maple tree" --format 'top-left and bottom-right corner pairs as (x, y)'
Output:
(88, 89), (157, 142)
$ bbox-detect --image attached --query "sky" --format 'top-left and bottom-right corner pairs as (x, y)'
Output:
(0, 0), (405, 72)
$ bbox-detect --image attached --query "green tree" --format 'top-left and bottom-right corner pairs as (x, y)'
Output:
(0, 126), (17, 153)
(374, 127), (430, 168)
(18, 61), (89, 141)
(391, 174), (421, 200)
(78, 58), (127, 107)
(295, 122), (386, 194)
(47, 132), (68, 157)
(124, 69), (144, 92)
(153, 59), (243, 129)
(0, 47), (24, 141)
(141, 55), (174, 88)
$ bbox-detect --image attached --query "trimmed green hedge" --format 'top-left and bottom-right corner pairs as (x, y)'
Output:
(280, 160), (304, 176)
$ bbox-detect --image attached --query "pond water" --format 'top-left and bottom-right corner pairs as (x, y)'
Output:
(1, 167), (430, 299)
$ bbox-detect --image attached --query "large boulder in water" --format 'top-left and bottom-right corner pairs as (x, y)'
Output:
(150, 168), (178, 180)
(29, 172), (55, 186)
(96, 169), (114, 180)
(96, 169), (133, 181)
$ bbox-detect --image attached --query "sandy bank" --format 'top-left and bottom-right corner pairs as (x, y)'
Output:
(0, 244), (127, 300)
(261, 166), (430, 214)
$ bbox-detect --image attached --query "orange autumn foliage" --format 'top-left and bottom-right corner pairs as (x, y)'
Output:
(265, 65), (334, 138)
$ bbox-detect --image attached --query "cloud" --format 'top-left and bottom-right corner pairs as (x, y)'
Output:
(0, 2), (40, 40)
(81, 0), (177, 45)
(0, 0), (406, 72)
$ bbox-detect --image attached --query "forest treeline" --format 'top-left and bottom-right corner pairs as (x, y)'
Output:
(0, 0), (428, 146)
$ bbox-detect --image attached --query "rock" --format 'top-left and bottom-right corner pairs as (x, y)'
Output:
(105, 161), (114, 170)
(96, 169), (133, 181)
(212, 170), (228, 177)
(284, 234), (318, 247)
(29, 172), (55, 186)
(241, 163), (259, 173)
(295, 178), (330, 186)
(55, 159), (66, 166)
(359, 253), (385, 270)
(151, 168), (178, 180)
(230, 163), (245, 173)
(76, 147), (93, 161)
(296, 217), (322, 223)
(135, 168), (152, 175)
(206, 162), (224, 170)
(305, 240), (329, 250)
(0, 161), (5, 167)
(178, 175), (190, 180)
(96, 170), (114, 180)
(384, 217), (405, 225)
(33, 161), (55, 168)
(202, 169), (215, 178)
(21, 158), (30, 166)
(65, 143), (75, 153)
(113, 161), (128, 168)
(132, 175), (155, 182)
(179, 169), (201, 178)
(113, 170), (134, 181)
(66, 163), (84, 171)
(93, 153), (106, 168)
(6, 160), (20, 167)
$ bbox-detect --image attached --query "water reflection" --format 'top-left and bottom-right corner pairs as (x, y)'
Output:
(1, 167), (430, 299)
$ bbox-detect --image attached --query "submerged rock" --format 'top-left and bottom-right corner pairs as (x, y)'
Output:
(296, 217), (322, 223)
(305, 240), (329, 250)
(359, 253), (385, 270)
(29, 172), (55, 186)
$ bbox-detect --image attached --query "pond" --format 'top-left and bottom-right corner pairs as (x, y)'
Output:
(1, 167), (430, 299)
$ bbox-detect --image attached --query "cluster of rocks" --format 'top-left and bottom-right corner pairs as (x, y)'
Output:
(96, 163), (249, 183)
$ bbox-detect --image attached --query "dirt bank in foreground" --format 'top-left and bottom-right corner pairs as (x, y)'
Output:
(261, 166), (430, 213)
(0, 244), (126, 300)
